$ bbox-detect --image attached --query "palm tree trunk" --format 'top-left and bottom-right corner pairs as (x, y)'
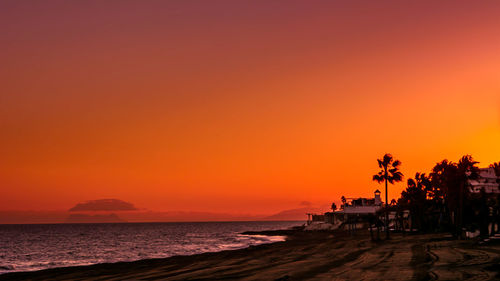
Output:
(385, 170), (390, 239)
(458, 181), (464, 239)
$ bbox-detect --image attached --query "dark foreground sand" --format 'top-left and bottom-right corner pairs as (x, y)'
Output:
(2, 230), (500, 281)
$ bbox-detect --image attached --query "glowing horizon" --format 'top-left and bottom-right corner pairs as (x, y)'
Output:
(1, 0), (500, 219)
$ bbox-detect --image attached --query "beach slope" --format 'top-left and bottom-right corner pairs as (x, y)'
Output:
(2, 231), (500, 280)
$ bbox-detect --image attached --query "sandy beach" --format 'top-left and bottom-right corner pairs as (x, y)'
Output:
(1, 230), (500, 281)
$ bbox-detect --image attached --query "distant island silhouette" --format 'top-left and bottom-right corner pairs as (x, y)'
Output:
(65, 213), (125, 224)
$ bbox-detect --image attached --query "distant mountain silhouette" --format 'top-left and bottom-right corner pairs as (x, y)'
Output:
(263, 207), (325, 221)
(0, 206), (320, 223)
(65, 213), (125, 223)
(69, 199), (137, 212)
(120, 211), (262, 222)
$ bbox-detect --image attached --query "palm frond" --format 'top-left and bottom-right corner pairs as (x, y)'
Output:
(383, 154), (393, 166)
(392, 171), (403, 182)
(407, 178), (416, 188)
(389, 168), (399, 174)
(490, 162), (500, 177)
(373, 174), (384, 183)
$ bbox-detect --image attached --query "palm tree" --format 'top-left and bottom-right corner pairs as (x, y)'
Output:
(400, 173), (429, 231)
(373, 153), (404, 239)
(489, 162), (500, 235)
(490, 162), (500, 183)
(456, 155), (480, 238)
(430, 159), (457, 230)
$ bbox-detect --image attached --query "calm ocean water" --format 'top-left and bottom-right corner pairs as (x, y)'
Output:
(0, 221), (302, 274)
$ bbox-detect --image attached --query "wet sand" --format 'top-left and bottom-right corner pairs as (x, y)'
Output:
(2, 230), (500, 281)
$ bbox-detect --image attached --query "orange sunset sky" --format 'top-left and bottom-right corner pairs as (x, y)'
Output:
(1, 1), (500, 219)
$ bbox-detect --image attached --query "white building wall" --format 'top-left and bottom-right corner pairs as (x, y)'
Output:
(469, 167), (500, 194)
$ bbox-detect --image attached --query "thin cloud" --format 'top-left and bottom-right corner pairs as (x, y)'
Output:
(299, 201), (312, 207)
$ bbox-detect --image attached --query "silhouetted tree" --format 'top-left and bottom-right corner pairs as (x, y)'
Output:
(373, 153), (403, 239)
(489, 162), (500, 235)
(430, 160), (456, 199)
(490, 162), (500, 235)
(455, 155), (480, 238)
(426, 155), (480, 237)
(387, 155), (489, 237)
(429, 159), (459, 232)
(341, 196), (346, 209)
(331, 202), (337, 212)
(399, 173), (429, 231)
(491, 162), (500, 183)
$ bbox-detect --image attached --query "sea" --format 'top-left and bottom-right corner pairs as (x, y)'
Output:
(0, 221), (302, 274)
